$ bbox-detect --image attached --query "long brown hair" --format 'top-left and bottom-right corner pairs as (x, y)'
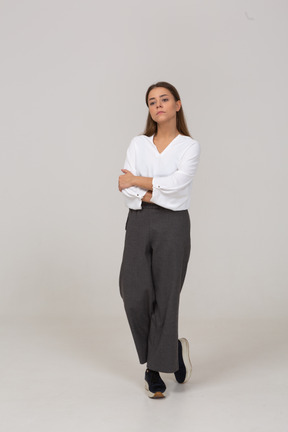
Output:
(143, 81), (191, 137)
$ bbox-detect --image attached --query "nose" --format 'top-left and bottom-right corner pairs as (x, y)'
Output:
(156, 99), (162, 108)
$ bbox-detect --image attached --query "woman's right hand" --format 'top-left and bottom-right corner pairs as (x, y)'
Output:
(142, 191), (152, 202)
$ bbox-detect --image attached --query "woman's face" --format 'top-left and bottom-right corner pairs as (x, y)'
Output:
(147, 87), (181, 125)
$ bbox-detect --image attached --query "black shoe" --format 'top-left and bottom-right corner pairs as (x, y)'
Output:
(174, 338), (192, 384)
(144, 369), (166, 398)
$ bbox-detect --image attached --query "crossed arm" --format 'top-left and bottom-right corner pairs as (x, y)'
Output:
(119, 139), (200, 209)
(118, 169), (152, 202)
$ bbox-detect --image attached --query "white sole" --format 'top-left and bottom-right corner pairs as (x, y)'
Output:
(179, 338), (192, 383)
(145, 381), (166, 398)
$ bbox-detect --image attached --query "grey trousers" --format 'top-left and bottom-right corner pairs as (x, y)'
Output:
(119, 202), (191, 373)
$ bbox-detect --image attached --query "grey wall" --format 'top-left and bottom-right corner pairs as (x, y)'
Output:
(0, 0), (287, 320)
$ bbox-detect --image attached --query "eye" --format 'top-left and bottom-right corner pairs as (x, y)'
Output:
(149, 101), (155, 106)
(162, 98), (169, 102)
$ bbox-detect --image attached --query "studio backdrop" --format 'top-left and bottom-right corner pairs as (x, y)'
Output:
(0, 0), (287, 321)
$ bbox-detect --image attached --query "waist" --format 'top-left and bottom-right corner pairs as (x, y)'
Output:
(140, 202), (188, 212)
(141, 202), (166, 210)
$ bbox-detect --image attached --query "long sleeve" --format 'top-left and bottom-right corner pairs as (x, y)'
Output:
(121, 138), (147, 210)
(151, 140), (200, 210)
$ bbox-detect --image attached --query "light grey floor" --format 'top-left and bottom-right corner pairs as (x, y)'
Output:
(1, 315), (287, 432)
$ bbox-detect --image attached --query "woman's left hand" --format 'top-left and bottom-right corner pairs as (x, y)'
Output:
(118, 169), (135, 191)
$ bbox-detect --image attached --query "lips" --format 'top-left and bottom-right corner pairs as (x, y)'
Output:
(156, 111), (165, 115)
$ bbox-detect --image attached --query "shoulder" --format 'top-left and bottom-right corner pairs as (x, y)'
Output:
(131, 134), (152, 144)
(178, 135), (200, 155)
(178, 135), (199, 146)
(128, 134), (152, 151)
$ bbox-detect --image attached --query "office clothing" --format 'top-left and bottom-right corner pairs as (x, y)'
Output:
(121, 134), (200, 211)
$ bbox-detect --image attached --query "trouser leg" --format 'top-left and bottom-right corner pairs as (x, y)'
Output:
(120, 206), (191, 373)
(119, 210), (154, 364)
(147, 209), (191, 373)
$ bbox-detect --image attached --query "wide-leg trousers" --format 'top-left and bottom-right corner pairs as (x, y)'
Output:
(119, 202), (191, 373)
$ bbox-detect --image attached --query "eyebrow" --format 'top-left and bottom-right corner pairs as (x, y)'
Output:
(148, 94), (169, 101)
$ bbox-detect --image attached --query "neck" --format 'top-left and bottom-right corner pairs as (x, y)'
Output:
(155, 121), (179, 139)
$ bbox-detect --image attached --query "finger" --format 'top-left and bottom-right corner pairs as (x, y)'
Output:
(121, 169), (128, 174)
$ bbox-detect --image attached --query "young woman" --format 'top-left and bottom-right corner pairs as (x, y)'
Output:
(118, 82), (200, 398)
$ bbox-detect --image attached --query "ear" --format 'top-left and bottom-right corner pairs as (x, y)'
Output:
(176, 100), (182, 112)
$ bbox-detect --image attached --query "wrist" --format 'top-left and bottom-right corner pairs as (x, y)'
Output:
(133, 176), (139, 187)
(133, 176), (153, 190)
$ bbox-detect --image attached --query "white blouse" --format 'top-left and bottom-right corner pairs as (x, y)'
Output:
(122, 134), (200, 211)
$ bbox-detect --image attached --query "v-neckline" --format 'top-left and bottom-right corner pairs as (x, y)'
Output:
(151, 134), (181, 155)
